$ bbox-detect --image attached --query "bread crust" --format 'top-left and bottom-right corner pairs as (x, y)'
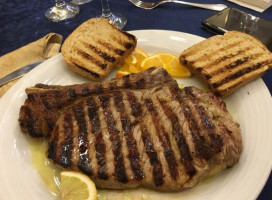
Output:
(179, 31), (272, 97)
(61, 18), (137, 80)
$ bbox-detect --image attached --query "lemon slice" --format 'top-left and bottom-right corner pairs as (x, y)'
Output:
(60, 171), (97, 200)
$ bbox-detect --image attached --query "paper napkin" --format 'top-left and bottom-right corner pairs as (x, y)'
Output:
(0, 33), (63, 98)
(228, 0), (272, 12)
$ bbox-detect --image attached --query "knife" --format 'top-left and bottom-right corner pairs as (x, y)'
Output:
(0, 59), (46, 87)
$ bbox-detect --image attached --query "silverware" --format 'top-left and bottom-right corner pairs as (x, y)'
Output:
(129, 0), (227, 11)
(0, 59), (46, 87)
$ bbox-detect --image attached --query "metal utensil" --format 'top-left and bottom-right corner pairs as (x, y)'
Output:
(0, 59), (45, 87)
(129, 0), (227, 11)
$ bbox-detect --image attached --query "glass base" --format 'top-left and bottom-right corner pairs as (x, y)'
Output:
(70, 0), (93, 5)
(45, 2), (80, 22)
(99, 13), (127, 30)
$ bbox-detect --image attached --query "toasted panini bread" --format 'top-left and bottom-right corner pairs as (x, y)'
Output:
(179, 31), (272, 97)
(61, 18), (137, 80)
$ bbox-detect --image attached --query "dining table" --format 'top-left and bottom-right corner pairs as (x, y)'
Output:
(0, 0), (271, 199)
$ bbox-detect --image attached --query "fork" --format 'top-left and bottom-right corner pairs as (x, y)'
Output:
(129, 0), (227, 11)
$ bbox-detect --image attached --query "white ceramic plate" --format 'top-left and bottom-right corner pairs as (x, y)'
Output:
(0, 30), (271, 200)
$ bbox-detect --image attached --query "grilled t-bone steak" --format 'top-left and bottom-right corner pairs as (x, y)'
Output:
(19, 67), (173, 138)
(19, 67), (242, 191)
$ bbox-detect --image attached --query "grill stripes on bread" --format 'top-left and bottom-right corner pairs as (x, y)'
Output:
(179, 31), (272, 97)
(61, 18), (137, 80)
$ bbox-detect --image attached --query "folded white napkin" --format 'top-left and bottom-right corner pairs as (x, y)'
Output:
(228, 0), (272, 12)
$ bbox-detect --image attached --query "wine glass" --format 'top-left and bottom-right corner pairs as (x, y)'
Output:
(45, 0), (80, 22)
(70, 0), (93, 5)
(99, 0), (127, 29)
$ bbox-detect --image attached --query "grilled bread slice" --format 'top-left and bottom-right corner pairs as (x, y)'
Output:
(179, 31), (272, 97)
(61, 18), (137, 80)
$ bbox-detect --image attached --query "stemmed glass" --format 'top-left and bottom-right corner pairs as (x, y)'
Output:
(45, 0), (80, 22)
(99, 0), (127, 29)
(71, 0), (93, 5)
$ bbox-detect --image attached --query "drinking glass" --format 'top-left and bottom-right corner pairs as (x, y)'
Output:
(45, 0), (80, 22)
(70, 0), (93, 5)
(99, 0), (127, 29)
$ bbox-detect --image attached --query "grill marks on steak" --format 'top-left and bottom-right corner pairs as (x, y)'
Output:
(19, 67), (173, 138)
(19, 67), (242, 191)
(178, 90), (218, 160)
(112, 92), (144, 181)
(73, 102), (93, 175)
(144, 98), (179, 181)
(86, 97), (108, 180)
(158, 100), (196, 177)
(47, 83), (241, 190)
(99, 94), (128, 183)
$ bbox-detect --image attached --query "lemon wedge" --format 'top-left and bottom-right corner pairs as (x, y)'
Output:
(60, 171), (97, 200)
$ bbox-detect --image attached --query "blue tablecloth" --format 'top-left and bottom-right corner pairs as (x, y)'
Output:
(1, 0), (271, 199)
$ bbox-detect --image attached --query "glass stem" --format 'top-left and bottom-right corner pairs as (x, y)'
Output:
(101, 0), (112, 18)
(55, 0), (65, 7)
